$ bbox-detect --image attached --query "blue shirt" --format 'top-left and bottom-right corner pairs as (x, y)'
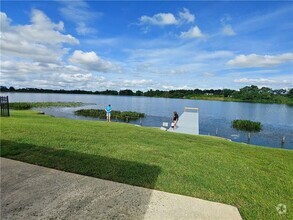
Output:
(105, 106), (112, 113)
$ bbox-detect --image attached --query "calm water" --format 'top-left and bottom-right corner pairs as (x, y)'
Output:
(2, 92), (293, 149)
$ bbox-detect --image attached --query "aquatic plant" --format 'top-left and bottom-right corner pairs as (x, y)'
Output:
(10, 102), (84, 110)
(74, 109), (145, 122)
(232, 119), (262, 132)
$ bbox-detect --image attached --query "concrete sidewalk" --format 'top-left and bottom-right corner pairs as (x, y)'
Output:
(1, 158), (242, 220)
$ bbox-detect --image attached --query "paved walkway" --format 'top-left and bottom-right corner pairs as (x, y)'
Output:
(1, 158), (242, 220)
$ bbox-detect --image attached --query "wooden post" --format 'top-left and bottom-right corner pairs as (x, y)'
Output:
(247, 132), (251, 144)
(281, 136), (285, 147)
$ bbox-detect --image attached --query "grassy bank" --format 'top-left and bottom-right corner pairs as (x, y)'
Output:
(187, 95), (293, 104)
(1, 111), (292, 219)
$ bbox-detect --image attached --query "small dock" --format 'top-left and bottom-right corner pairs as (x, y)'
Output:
(168, 107), (199, 135)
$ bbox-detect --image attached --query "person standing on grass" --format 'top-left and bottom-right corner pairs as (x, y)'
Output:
(171, 111), (179, 130)
(105, 104), (112, 122)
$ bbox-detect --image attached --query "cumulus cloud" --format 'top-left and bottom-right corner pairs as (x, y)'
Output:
(0, 12), (12, 31)
(30, 9), (64, 32)
(227, 53), (293, 68)
(68, 50), (116, 72)
(140, 13), (178, 26)
(178, 8), (195, 23)
(0, 59), (113, 90)
(139, 8), (195, 26)
(180, 26), (204, 38)
(0, 10), (78, 63)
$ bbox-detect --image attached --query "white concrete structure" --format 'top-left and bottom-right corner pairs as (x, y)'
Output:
(169, 107), (199, 135)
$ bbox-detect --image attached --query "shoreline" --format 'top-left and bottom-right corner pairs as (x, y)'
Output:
(1, 91), (292, 105)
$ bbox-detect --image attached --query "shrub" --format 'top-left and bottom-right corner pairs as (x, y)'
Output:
(10, 102), (83, 110)
(74, 109), (145, 122)
(232, 119), (262, 132)
(10, 103), (32, 110)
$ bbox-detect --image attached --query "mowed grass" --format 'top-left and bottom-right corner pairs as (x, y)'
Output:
(1, 110), (292, 219)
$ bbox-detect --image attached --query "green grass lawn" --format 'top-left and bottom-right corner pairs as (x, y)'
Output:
(1, 110), (292, 219)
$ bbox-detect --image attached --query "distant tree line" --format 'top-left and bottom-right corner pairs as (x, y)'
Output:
(1, 85), (292, 104)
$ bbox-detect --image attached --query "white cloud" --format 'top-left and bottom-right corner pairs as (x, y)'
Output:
(76, 22), (96, 35)
(30, 9), (64, 32)
(139, 8), (195, 26)
(68, 50), (116, 72)
(202, 72), (215, 77)
(140, 13), (178, 26)
(121, 79), (154, 88)
(0, 10), (78, 63)
(234, 78), (292, 87)
(179, 8), (195, 23)
(220, 15), (236, 36)
(227, 53), (293, 68)
(0, 12), (11, 31)
(180, 26), (204, 38)
(161, 84), (193, 90)
(222, 24), (236, 36)
(59, 73), (100, 83)
(59, 0), (100, 35)
(0, 59), (115, 90)
(234, 78), (275, 84)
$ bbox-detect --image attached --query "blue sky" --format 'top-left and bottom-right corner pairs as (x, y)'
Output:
(1, 0), (293, 91)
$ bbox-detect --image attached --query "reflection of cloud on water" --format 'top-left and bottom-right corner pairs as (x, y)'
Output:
(231, 134), (240, 139)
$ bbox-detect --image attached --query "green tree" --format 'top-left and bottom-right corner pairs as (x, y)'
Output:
(259, 87), (273, 100)
(236, 85), (260, 100)
(9, 86), (16, 91)
(119, 89), (134, 96)
(0, 86), (9, 92)
(287, 88), (293, 98)
(135, 90), (143, 96)
(223, 89), (235, 97)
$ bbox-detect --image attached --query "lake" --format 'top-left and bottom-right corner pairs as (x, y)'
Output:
(1, 92), (292, 149)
